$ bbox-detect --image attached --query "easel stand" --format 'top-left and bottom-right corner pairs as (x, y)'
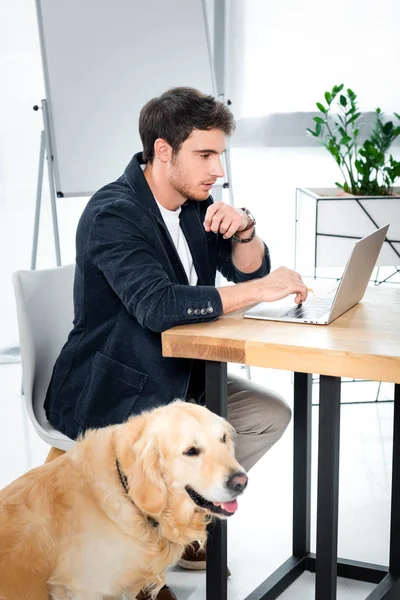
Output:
(208, 0), (234, 207)
(32, 100), (61, 269)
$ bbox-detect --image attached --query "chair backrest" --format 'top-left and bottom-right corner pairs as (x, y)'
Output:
(12, 264), (76, 449)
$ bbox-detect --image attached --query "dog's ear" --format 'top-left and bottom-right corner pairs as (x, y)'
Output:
(117, 416), (167, 516)
(129, 438), (167, 516)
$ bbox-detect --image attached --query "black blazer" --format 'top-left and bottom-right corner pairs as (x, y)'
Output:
(44, 153), (271, 439)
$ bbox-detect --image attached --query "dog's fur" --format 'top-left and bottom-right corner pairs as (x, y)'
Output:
(0, 401), (246, 600)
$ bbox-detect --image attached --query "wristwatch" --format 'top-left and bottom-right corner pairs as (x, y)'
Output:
(232, 207), (256, 243)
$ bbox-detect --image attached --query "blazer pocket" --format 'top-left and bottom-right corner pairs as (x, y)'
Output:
(74, 351), (147, 429)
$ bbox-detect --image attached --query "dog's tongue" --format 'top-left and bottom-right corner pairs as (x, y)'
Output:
(213, 499), (238, 513)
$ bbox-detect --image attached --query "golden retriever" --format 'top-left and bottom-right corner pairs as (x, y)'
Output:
(0, 401), (247, 600)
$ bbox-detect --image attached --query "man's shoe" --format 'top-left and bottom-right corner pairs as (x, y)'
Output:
(177, 541), (206, 570)
(136, 584), (177, 600)
(177, 541), (231, 576)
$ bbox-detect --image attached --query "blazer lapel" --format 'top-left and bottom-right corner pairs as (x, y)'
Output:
(179, 202), (211, 286)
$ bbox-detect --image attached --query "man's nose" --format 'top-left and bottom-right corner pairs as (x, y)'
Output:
(226, 471), (248, 493)
(210, 157), (225, 178)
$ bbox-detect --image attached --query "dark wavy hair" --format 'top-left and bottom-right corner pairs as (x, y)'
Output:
(139, 87), (235, 163)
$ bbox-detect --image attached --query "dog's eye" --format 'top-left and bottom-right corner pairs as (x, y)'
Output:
(184, 447), (201, 457)
(221, 433), (227, 443)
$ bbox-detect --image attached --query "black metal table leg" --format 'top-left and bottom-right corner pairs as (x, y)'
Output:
(315, 375), (341, 599)
(366, 383), (400, 599)
(389, 383), (400, 576)
(293, 372), (312, 558)
(205, 360), (228, 600)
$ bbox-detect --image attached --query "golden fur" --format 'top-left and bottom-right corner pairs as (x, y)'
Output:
(0, 401), (245, 600)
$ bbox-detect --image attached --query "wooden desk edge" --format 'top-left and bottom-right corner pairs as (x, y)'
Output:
(162, 332), (247, 364)
(163, 333), (400, 385)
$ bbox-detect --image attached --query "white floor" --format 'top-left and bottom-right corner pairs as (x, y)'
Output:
(0, 362), (394, 599)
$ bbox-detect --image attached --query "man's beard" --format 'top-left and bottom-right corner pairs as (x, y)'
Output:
(168, 163), (209, 201)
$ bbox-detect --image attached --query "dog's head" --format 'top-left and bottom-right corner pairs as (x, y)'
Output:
(115, 401), (247, 522)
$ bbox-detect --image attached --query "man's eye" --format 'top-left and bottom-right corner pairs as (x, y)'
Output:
(221, 433), (227, 443)
(184, 447), (201, 457)
(200, 154), (210, 159)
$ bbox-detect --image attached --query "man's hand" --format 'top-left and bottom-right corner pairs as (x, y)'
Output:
(258, 266), (308, 305)
(204, 202), (249, 239)
(217, 266), (308, 315)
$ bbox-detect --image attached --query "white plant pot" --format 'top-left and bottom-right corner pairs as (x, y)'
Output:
(295, 187), (400, 277)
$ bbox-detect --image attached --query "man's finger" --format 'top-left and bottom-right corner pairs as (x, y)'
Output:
(298, 286), (308, 303)
(204, 204), (220, 229)
(210, 213), (224, 233)
(223, 221), (237, 239)
(219, 217), (232, 235)
(294, 293), (303, 304)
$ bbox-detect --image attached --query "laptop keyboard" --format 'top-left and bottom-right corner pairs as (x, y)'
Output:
(281, 296), (334, 320)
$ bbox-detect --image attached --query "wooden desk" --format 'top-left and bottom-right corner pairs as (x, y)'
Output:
(162, 287), (400, 600)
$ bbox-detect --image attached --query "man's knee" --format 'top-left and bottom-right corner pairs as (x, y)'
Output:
(227, 376), (291, 437)
(259, 391), (291, 436)
(276, 399), (291, 434)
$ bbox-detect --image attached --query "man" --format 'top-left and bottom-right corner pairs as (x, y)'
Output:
(45, 87), (307, 600)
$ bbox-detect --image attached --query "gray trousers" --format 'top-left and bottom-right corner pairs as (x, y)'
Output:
(226, 374), (291, 472)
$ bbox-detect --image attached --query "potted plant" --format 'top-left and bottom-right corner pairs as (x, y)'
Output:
(307, 84), (400, 196)
(295, 84), (400, 280)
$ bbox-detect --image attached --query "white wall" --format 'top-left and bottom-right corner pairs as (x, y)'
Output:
(231, 0), (400, 118)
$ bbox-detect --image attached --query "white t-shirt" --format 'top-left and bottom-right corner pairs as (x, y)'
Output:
(155, 199), (198, 286)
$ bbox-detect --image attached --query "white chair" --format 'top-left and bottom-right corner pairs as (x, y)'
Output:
(12, 264), (76, 451)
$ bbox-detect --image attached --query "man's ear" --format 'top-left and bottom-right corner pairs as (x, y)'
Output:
(154, 138), (172, 163)
(117, 416), (167, 516)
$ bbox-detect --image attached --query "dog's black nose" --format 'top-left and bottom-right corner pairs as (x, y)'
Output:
(226, 471), (248, 493)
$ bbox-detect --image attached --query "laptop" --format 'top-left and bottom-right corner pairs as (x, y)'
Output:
(243, 224), (390, 325)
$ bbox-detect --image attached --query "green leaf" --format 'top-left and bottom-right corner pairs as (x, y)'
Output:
(306, 128), (317, 137)
(383, 121), (394, 134)
(340, 95), (347, 107)
(340, 136), (352, 145)
(355, 160), (364, 174)
(335, 182), (345, 189)
(354, 128), (359, 137)
(332, 84), (344, 94)
(325, 91), (332, 105)
(394, 112), (400, 121)
(315, 122), (322, 136)
(316, 102), (327, 113)
(313, 116), (325, 124)
(349, 112), (361, 124)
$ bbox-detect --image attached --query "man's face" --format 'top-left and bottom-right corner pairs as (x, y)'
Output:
(167, 128), (226, 201)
